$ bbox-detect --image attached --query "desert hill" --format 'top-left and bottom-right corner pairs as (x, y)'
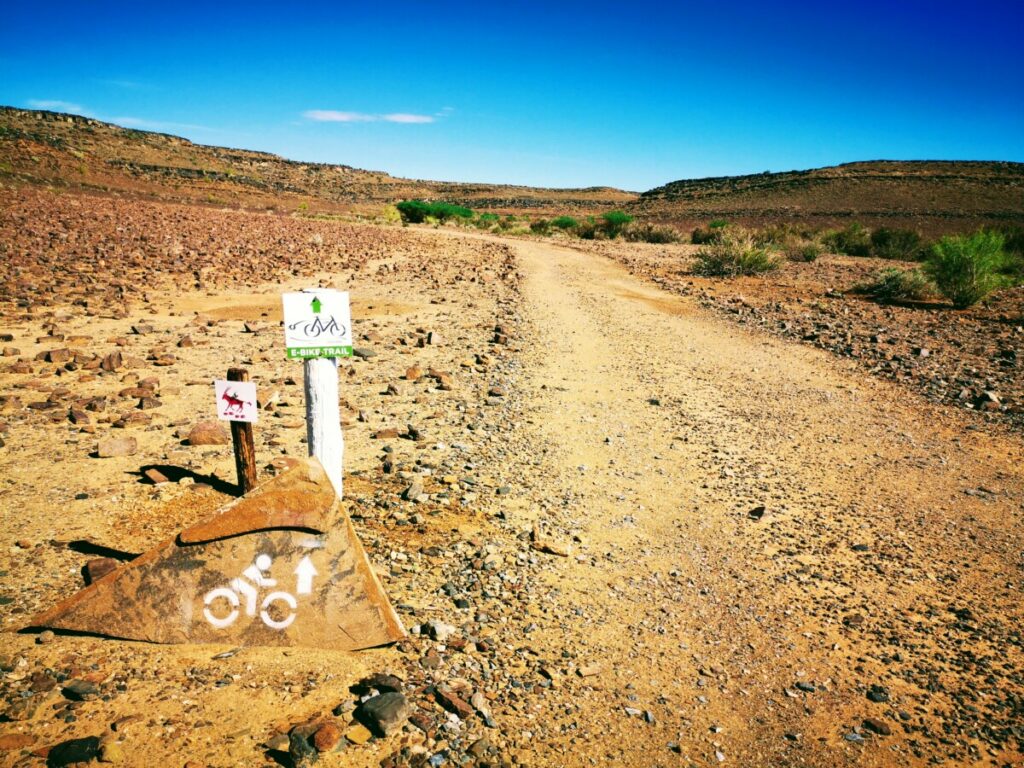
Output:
(0, 107), (636, 214)
(635, 160), (1024, 233)
(2, 107), (1022, 234)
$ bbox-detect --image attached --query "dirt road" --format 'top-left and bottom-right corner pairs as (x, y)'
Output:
(1, 211), (1021, 768)
(491, 238), (1024, 766)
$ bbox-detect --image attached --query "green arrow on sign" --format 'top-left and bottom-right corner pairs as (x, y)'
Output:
(310, 297), (322, 314)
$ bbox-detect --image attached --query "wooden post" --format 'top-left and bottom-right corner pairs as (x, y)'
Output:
(227, 367), (257, 494)
(304, 355), (344, 498)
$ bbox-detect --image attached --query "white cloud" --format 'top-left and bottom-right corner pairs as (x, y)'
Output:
(383, 113), (434, 124)
(304, 110), (376, 123)
(304, 109), (438, 124)
(27, 99), (91, 116)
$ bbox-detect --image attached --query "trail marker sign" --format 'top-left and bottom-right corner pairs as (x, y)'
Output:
(215, 379), (258, 423)
(282, 290), (352, 359)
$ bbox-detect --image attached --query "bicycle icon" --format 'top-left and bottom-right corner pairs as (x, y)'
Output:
(202, 553), (303, 631)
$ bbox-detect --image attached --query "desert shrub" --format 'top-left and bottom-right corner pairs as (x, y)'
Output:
(871, 227), (925, 260)
(709, 219), (729, 229)
(822, 223), (871, 256)
(396, 200), (473, 224)
(623, 223), (681, 243)
(925, 230), (1008, 308)
(396, 200), (429, 223)
(753, 222), (811, 247)
(856, 267), (934, 302)
(786, 241), (823, 262)
(575, 218), (603, 240)
(551, 215), (578, 230)
(476, 212), (499, 229)
(691, 226), (725, 245)
(380, 204), (402, 224)
(993, 226), (1024, 281)
(601, 210), (634, 239)
(433, 202), (473, 221)
(530, 218), (551, 235)
(692, 230), (781, 276)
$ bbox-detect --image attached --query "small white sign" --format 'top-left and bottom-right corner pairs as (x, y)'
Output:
(282, 290), (353, 359)
(215, 380), (258, 423)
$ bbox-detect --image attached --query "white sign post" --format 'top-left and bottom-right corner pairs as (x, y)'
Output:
(282, 289), (353, 498)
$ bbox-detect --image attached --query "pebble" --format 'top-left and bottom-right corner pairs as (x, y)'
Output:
(357, 692), (410, 736)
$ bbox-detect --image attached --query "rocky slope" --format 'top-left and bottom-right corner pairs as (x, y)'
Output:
(0, 107), (636, 215)
(633, 161), (1024, 234)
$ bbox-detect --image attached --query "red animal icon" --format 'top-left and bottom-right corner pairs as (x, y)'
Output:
(221, 389), (251, 418)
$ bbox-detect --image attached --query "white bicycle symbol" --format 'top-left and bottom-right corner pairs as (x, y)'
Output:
(202, 554), (297, 631)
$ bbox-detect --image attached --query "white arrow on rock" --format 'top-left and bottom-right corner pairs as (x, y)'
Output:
(294, 556), (318, 595)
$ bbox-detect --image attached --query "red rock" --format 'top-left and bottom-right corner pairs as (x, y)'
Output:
(85, 557), (119, 583)
(100, 351), (123, 372)
(434, 686), (474, 719)
(0, 733), (36, 749)
(312, 722), (341, 752)
(143, 468), (169, 484)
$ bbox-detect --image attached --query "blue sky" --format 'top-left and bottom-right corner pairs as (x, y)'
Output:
(3, 0), (1022, 190)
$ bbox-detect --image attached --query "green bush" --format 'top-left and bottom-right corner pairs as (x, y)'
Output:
(530, 218), (550, 234)
(396, 200), (473, 224)
(709, 219), (729, 229)
(623, 223), (681, 243)
(925, 230), (1008, 308)
(856, 267), (934, 302)
(601, 210), (634, 239)
(786, 241), (823, 262)
(476, 212), (499, 229)
(551, 215), (578, 230)
(692, 230), (781, 276)
(871, 227), (925, 260)
(822, 223), (871, 256)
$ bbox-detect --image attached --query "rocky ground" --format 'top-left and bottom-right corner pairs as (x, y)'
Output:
(572, 238), (1024, 428)
(0, 187), (1021, 768)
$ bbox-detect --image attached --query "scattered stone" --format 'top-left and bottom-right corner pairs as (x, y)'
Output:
(748, 505), (766, 520)
(434, 686), (474, 719)
(143, 468), (169, 484)
(344, 723), (373, 745)
(424, 619), (457, 642)
(863, 717), (891, 736)
(357, 692), (410, 736)
(403, 477), (425, 501)
(0, 733), (35, 750)
(63, 679), (100, 701)
(866, 684), (890, 703)
(186, 420), (229, 446)
(96, 436), (138, 458)
(36, 629), (55, 644)
(45, 736), (101, 767)
(312, 722), (341, 752)
(98, 740), (126, 763)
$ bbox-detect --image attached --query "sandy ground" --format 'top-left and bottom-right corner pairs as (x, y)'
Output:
(0, 215), (1022, 767)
